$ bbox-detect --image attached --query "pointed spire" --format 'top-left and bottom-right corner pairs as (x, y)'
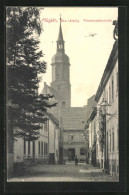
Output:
(57, 14), (64, 42)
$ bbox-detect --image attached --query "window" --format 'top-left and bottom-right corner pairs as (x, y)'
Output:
(69, 134), (74, 141)
(24, 138), (26, 155)
(33, 141), (35, 157)
(28, 141), (30, 155)
(38, 141), (40, 155)
(44, 142), (48, 156)
(80, 148), (85, 155)
(112, 131), (114, 151)
(112, 77), (114, 100)
(41, 142), (43, 156)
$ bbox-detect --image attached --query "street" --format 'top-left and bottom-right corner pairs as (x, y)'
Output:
(8, 163), (118, 182)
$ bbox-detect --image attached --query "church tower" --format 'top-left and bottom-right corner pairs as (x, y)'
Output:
(51, 16), (71, 107)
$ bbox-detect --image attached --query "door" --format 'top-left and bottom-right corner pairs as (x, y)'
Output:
(68, 148), (75, 161)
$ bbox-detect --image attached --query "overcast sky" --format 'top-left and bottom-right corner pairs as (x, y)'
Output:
(39, 7), (118, 107)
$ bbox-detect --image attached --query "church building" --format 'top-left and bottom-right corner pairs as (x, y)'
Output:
(41, 17), (88, 162)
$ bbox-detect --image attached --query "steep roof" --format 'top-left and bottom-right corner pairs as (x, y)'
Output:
(45, 112), (59, 127)
(61, 107), (86, 130)
(57, 19), (64, 42)
(51, 52), (69, 64)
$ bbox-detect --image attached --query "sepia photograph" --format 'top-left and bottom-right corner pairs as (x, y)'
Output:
(6, 7), (119, 182)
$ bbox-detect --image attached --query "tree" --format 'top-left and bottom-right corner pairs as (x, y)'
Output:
(6, 7), (56, 142)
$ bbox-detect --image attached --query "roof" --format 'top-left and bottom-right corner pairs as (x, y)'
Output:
(51, 52), (70, 64)
(60, 107), (86, 130)
(45, 112), (59, 127)
(57, 20), (64, 42)
(95, 40), (118, 102)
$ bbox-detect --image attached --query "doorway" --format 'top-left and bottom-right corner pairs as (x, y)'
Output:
(68, 148), (75, 161)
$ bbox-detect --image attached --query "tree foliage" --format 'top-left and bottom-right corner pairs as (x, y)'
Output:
(97, 110), (105, 152)
(7, 7), (56, 141)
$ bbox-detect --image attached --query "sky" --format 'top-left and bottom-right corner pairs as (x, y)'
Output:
(38, 7), (118, 107)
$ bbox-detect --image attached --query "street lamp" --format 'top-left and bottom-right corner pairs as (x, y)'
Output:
(99, 98), (111, 170)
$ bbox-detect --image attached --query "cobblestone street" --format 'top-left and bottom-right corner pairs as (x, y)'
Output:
(8, 163), (118, 182)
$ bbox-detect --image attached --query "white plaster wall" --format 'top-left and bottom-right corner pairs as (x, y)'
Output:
(96, 59), (118, 171)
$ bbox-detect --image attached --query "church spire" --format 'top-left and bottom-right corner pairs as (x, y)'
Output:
(57, 15), (65, 52)
(57, 15), (64, 41)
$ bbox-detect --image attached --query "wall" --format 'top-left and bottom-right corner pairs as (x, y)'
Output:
(96, 59), (118, 175)
(63, 130), (86, 161)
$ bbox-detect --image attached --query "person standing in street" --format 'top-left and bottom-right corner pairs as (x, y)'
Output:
(74, 155), (78, 165)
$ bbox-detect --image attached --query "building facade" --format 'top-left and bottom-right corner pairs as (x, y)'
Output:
(13, 113), (61, 168)
(85, 21), (118, 176)
(94, 33), (118, 175)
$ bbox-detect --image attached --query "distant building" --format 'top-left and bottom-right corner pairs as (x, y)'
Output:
(61, 107), (86, 162)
